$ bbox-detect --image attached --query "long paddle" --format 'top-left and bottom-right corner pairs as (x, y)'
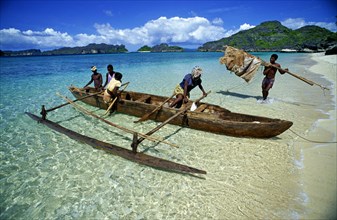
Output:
(103, 82), (130, 116)
(56, 93), (178, 148)
(136, 91), (211, 145)
(259, 57), (329, 90)
(134, 93), (175, 123)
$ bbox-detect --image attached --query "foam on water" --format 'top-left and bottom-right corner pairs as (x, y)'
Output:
(257, 97), (274, 104)
(0, 52), (334, 219)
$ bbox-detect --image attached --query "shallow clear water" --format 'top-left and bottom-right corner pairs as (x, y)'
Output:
(0, 52), (333, 219)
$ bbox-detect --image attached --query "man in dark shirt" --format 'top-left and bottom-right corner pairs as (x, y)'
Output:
(169, 66), (207, 108)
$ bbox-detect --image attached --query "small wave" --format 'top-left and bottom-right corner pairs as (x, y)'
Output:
(257, 97), (274, 104)
(294, 148), (304, 169)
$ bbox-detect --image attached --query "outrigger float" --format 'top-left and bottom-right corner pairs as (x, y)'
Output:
(25, 112), (206, 174)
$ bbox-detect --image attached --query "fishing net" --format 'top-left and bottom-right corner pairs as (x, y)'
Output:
(219, 46), (262, 82)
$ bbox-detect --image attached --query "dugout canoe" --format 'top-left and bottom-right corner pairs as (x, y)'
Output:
(25, 112), (206, 174)
(69, 86), (293, 138)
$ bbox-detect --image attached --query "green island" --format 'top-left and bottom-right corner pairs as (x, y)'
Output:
(0, 43), (128, 56)
(137, 43), (184, 52)
(198, 21), (337, 53)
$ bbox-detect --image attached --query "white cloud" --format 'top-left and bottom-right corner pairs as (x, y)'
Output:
(92, 16), (228, 47)
(212, 18), (224, 25)
(0, 28), (75, 50)
(239, 23), (255, 31)
(0, 16), (230, 51)
(223, 23), (255, 37)
(281, 18), (337, 32)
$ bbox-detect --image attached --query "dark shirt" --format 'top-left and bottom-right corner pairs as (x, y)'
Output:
(179, 74), (202, 94)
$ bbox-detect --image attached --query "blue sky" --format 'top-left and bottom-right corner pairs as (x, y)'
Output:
(1, 0), (336, 51)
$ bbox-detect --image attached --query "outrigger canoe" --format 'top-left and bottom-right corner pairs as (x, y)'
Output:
(25, 112), (206, 174)
(69, 86), (293, 138)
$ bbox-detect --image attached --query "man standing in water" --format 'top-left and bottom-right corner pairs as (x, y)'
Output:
(84, 66), (103, 91)
(262, 54), (288, 101)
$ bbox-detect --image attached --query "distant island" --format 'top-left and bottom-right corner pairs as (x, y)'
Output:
(198, 21), (337, 53)
(1, 20), (336, 57)
(137, 43), (184, 52)
(0, 43), (128, 57)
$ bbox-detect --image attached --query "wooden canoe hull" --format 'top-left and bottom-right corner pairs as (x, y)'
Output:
(69, 87), (293, 138)
(25, 112), (206, 174)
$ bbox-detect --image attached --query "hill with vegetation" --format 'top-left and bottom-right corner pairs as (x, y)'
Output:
(1, 43), (128, 56)
(198, 21), (337, 52)
(137, 43), (183, 52)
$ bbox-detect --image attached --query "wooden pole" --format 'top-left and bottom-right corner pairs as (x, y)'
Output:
(103, 82), (130, 116)
(134, 93), (175, 123)
(136, 91), (211, 146)
(260, 60), (329, 90)
(131, 133), (138, 153)
(46, 91), (103, 113)
(40, 105), (47, 120)
(56, 93), (178, 148)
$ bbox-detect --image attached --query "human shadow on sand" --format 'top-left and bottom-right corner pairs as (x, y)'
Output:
(217, 90), (315, 107)
(217, 90), (261, 100)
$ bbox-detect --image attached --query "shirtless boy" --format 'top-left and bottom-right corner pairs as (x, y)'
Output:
(262, 54), (288, 100)
(84, 66), (103, 91)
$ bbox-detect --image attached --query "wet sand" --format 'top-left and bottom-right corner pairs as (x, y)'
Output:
(297, 53), (337, 219)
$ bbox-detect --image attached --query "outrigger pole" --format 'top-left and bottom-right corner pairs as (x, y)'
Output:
(56, 93), (178, 148)
(40, 82), (130, 120)
(40, 91), (103, 119)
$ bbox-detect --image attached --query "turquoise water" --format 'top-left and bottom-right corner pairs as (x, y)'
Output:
(0, 52), (333, 219)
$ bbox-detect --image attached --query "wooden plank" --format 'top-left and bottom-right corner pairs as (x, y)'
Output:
(194, 104), (208, 112)
(134, 93), (175, 123)
(135, 95), (151, 103)
(25, 112), (206, 174)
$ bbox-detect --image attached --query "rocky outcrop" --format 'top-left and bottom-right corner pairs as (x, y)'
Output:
(325, 45), (337, 55)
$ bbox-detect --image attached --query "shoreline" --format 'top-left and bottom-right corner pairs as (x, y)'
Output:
(297, 53), (337, 219)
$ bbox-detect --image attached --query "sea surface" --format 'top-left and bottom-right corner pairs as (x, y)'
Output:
(0, 52), (334, 219)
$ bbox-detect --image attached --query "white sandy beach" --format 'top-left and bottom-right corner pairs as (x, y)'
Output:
(297, 53), (337, 219)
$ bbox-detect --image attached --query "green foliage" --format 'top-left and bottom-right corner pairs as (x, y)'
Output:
(42, 43), (128, 55)
(137, 45), (152, 51)
(198, 21), (336, 52)
(138, 43), (184, 52)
